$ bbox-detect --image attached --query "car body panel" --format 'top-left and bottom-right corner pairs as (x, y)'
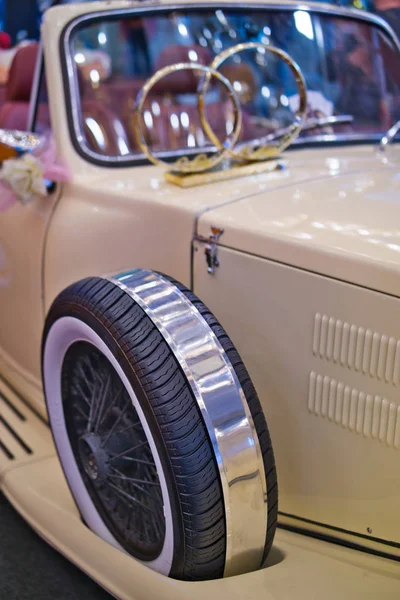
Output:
(3, 143), (399, 417)
(0, 190), (60, 417)
(197, 145), (400, 297)
(193, 244), (400, 552)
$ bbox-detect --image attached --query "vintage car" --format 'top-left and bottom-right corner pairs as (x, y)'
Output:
(0, 0), (399, 598)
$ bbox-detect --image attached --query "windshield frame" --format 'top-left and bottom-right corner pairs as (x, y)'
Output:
(60, 2), (400, 168)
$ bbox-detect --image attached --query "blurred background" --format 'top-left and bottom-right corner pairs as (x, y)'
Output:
(0, 0), (397, 49)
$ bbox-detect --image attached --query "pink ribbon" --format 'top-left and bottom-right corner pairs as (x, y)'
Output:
(36, 136), (70, 182)
(0, 135), (70, 213)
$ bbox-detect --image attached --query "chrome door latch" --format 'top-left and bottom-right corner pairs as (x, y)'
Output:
(204, 226), (224, 274)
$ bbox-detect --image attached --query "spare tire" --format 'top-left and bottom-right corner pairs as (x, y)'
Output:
(42, 269), (277, 581)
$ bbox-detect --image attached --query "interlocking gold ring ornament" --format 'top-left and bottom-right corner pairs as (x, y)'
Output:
(134, 62), (242, 173)
(198, 42), (307, 162)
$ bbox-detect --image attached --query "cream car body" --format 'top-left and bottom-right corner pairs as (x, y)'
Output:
(0, 1), (399, 598)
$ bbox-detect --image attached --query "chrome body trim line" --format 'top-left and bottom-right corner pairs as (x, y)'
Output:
(108, 269), (267, 577)
(61, 2), (400, 167)
(379, 119), (400, 151)
(290, 132), (399, 146)
(278, 512), (400, 560)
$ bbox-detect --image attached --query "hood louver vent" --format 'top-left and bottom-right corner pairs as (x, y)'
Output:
(308, 371), (400, 449)
(313, 313), (400, 386)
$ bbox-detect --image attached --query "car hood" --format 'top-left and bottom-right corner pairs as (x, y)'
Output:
(196, 145), (400, 298)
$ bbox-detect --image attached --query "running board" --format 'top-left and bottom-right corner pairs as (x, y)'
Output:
(0, 378), (53, 477)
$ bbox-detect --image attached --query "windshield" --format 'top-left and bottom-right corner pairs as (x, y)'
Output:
(66, 7), (400, 163)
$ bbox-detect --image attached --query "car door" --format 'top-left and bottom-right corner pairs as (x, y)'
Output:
(0, 43), (57, 416)
(0, 187), (60, 408)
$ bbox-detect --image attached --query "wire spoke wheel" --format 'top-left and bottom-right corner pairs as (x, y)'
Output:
(62, 343), (165, 560)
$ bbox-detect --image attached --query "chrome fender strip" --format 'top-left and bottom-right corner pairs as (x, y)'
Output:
(109, 269), (267, 577)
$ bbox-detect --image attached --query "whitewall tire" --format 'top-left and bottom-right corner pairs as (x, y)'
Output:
(42, 270), (277, 580)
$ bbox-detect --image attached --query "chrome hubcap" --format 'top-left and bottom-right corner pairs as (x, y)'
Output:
(79, 434), (110, 482)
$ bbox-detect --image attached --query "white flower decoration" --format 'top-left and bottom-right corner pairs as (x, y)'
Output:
(0, 153), (47, 204)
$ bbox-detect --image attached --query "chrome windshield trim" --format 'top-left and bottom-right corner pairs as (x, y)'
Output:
(290, 131), (400, 147)
(61, 2), (400, 167)
(109, 269), (268, 577)
(379, 119), (400, 151)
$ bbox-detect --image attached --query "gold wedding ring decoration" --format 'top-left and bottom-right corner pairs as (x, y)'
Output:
(134, 42), (307, 183)
(134, 63), (242, 173)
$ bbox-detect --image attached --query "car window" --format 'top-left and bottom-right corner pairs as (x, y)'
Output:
(67, 8), (400, 163)
(32, 62), (52, 135)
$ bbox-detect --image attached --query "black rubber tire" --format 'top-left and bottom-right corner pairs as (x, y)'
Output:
(43, 275), (277, 580)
